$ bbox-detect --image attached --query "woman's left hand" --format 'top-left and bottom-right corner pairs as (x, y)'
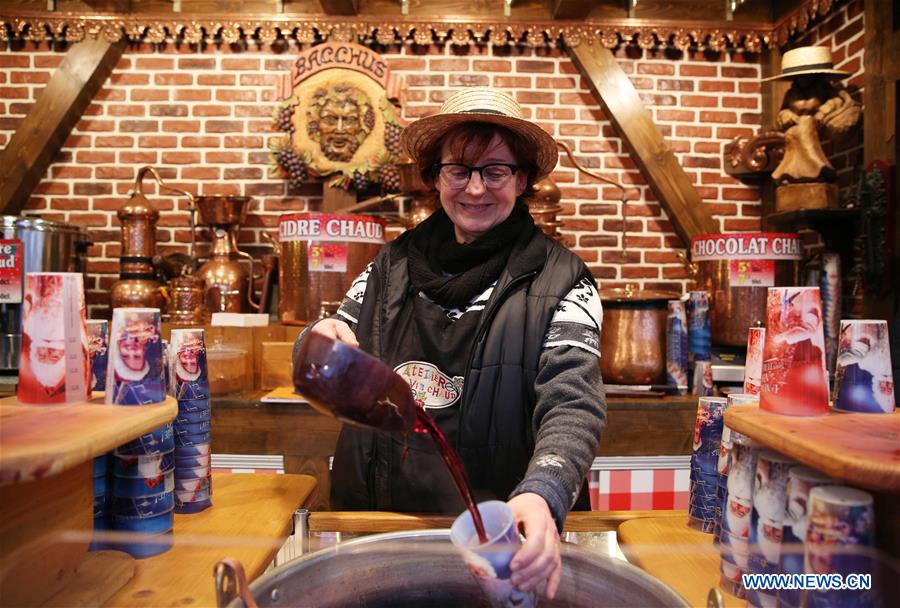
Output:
(507, 492), (562, 600)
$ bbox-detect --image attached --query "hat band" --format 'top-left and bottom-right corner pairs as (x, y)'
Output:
(782, 61), (834, 74)
(460, 108), (507, 116)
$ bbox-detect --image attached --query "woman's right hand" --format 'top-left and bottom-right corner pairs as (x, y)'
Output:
(310, 318), (359, 348)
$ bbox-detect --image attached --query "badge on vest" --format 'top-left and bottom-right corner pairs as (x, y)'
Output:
(394, 361), (464, 410)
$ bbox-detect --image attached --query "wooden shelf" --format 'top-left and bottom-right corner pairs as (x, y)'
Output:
(103, 472), (317, 608)
(0, 395), (178, 486)
(618, 516), (744, 608)
(724, 405), (900, 493)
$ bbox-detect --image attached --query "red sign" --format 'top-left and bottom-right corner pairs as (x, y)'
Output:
(728, 258), (775, 287)
(308, 242), (349, 273)
(0, 239), (23, 304)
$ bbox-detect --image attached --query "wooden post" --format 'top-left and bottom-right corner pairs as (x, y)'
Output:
(321, 184), (357, 212)
(567, 43), (719, 245)
(0, 37), (124, 215)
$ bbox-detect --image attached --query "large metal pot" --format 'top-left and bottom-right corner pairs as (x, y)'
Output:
(690, 233), (802, 346)
(272, 213), (385, 325)
(216, 530), (689, 608)
(0, 216), (89, 369)
(600, 287), (679, 385)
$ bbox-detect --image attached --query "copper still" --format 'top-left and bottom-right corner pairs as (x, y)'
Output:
(599, 286), (679, 385)
(195, 196), (261, 314)
(110, 167), (189, 309)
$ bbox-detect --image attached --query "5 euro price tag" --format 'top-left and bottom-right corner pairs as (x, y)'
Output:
(308, 242), (348, 273)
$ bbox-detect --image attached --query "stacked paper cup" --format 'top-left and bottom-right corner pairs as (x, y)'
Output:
(687, 291), (713, 396)
(666, 299), (689, 395)
(718, 433), (759, 597)
(714, 393), (759, 549)
(169, 329), (213, 514)
(833, 319), (896, 414)
(688, 396), (726, 532)
(805, 486), (877, 607)
(105, 307), (174, 558)
(746, 450), (797, 607)
(89, 454), (110, 551)
(760, 287), (829, 416)
(776, 467), (835, 608)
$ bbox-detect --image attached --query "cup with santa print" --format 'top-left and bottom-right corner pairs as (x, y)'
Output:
(17, 272), (89, 405)
(760, 287), (829, 416)
(105, 308), (166, 406)
(87, 319), (109, 393)
(169, 329), (210, 400)
(833, 320), (895, 413)
(743, 327), (766, 396)
(804, 486), (877, 608)
(749, 450), (796, 570)
(777, 467), (835, 608)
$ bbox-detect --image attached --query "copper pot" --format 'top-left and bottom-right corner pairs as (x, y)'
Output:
(600, 287), (679, 385)
(689, 233), (802, 346)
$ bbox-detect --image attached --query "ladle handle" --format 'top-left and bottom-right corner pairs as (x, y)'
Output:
(213, 558), (258, 608)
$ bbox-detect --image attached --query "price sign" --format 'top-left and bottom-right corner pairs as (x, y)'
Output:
(308, 242), (349, 273)
(0, 239), (23, 304)
(728, 258), (774, 287)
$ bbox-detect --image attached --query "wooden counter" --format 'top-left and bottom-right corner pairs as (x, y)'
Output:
(211, 391), (698, 510)
(101, 472), (317, 608)
(0, 396), (178, 607)
(618, 516), (744, 608)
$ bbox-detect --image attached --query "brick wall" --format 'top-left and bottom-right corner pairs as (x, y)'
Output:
(1, 38), (764, 317)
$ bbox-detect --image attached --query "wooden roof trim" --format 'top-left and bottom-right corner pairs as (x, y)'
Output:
(0, 0), (843, 49)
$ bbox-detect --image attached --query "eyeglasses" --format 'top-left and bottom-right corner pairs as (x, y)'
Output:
(435, 163), (519, 190)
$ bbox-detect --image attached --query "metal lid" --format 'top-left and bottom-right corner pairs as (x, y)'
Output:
(1, 215), (85, 234)
(600, 286), (680, 302)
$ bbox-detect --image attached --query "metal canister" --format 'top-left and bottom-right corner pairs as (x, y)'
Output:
(275, 213), (385, 325)
(690, 233), (802, 346)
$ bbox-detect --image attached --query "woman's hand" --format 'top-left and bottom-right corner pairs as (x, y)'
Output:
(310, 318), (359, 348)
(507, 492), (562, 600)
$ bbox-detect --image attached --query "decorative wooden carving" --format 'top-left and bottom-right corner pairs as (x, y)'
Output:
(568, 43), (719, 245)
(0, 37), (125, 214)
(723, 131), (785, 177)
(0, 0), (842, 48)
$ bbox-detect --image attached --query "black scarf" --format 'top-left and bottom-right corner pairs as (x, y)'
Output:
(407, 203), (534, 309)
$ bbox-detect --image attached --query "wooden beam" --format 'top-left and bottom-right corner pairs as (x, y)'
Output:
(567, 43), (719, 244)
(318, 0), (358, 16)
(863, 0), (896, 167)
(759, 47), (789, 230)
(551, 0), (595, 20)
(0, 38), (124, 215)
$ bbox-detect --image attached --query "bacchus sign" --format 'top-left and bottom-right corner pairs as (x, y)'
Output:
(270, 43), (404, 193)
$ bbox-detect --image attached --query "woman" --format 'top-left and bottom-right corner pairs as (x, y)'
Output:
(295, 88), (606, 599)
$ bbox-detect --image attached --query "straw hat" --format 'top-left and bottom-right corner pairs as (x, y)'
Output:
(400, 87), (558, 180)
(762, 46), (850, 82)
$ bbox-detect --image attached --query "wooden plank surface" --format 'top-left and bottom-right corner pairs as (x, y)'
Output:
(0, 396), (177, 486)
(259, 342), (294, 390)
(724, 405), (900, 493)
(103, 473), (317, 608)
(42, 551), (136, 608)
(0, 37), (123, 214)
(567, 42), (719, 245)
(0, 461), (91, 607)
(618, 516), (744, 608)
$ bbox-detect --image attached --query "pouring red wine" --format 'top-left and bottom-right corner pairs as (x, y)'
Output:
(292, 332), (489, 544)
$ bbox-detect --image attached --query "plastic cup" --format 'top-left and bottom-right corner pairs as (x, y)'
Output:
(105, 308), (166, 406)
(833, 320), (895, 413)
(450, 501), (536, 608)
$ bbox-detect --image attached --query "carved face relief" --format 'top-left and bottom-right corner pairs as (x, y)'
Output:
(307, 86), (373, 163)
